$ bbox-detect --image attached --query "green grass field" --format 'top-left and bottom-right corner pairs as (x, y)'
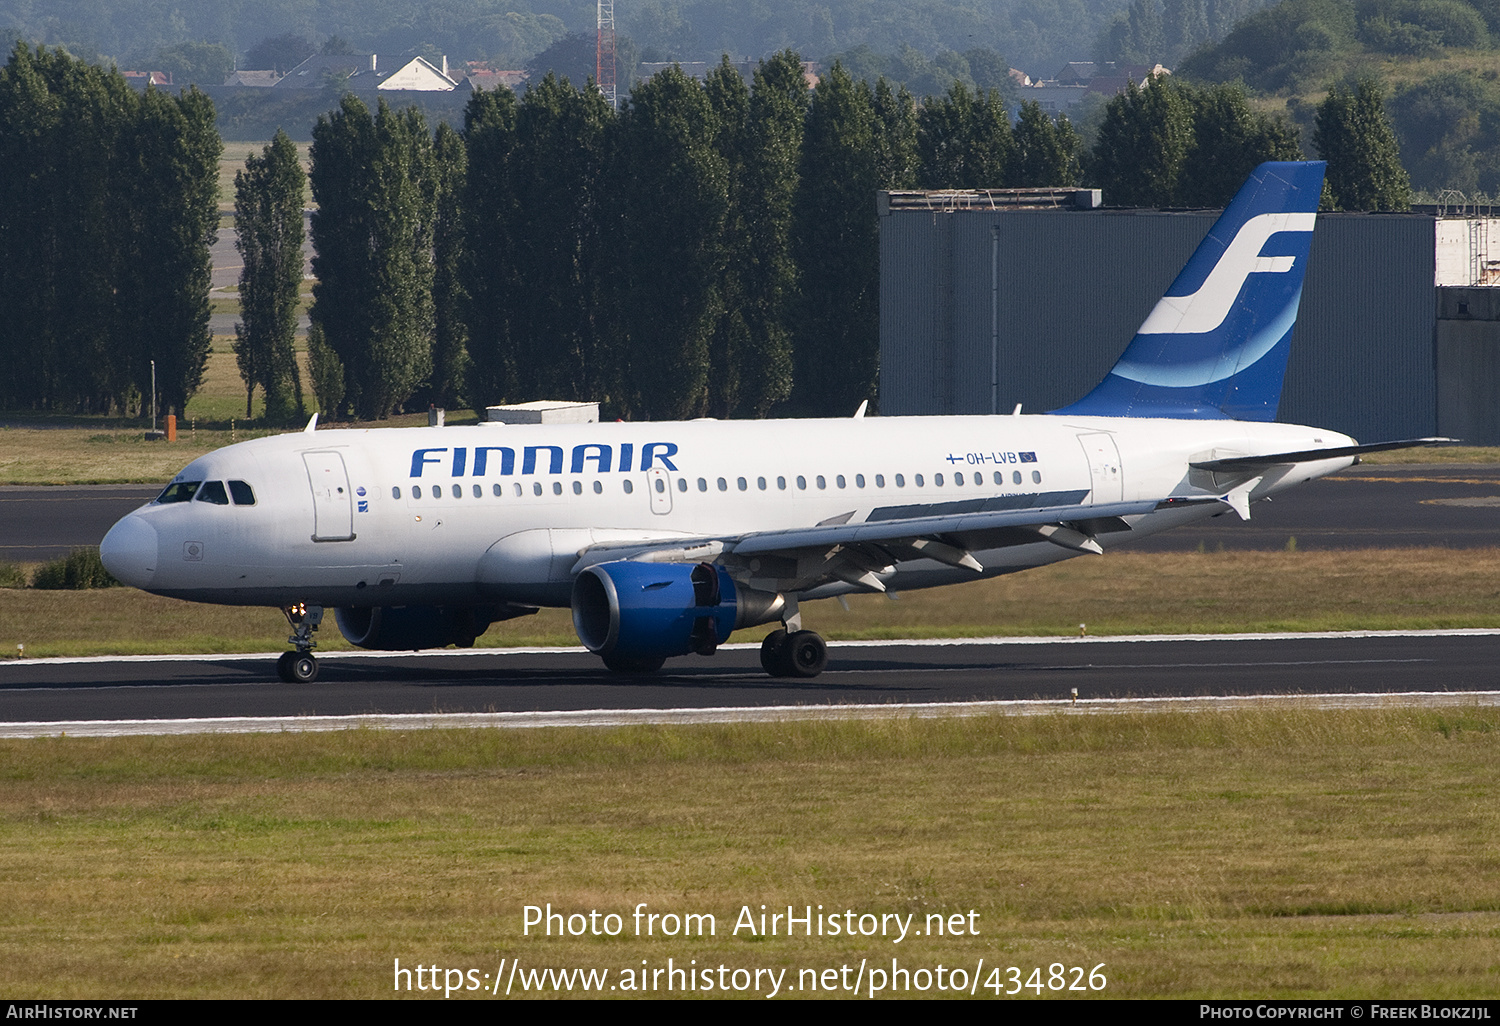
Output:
(1, 711), (1496, 998)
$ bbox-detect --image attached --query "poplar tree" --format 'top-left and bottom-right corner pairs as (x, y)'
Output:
(791, 63), (881, 416)
(118, 85), (220, 419)
(1178, 83), (1302, 208)
(506, 74), (613, 406)
(704, 57), (752, 419)
(1089, 74), (1193, 207)
(613, 66), (727, 420)
(458, 86), (519, 411)
(310, 95), (436, 420)
(1315, 79), (1411, 212)
(916, 81), (1012, 188)
(1010, 100), (1081, 187)
(735, 50), (809, 417)
(233, 130), (306, 423)
(429, 121), (469, 409)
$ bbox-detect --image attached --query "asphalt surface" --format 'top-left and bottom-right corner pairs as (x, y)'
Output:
(0, 633), (1493, 724)
(5, 463), (1500, 562)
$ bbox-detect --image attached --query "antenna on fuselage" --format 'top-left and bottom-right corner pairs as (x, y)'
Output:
(852, 400), (868, 419)
(303, 412), (319, 433)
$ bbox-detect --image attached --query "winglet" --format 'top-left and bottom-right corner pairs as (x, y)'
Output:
(303, 413), (319, 434)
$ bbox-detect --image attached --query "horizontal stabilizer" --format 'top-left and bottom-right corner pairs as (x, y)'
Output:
(1191, 437), (1453, 472)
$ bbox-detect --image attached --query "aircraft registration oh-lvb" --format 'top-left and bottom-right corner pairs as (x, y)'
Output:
(102, 161), (1444, 683)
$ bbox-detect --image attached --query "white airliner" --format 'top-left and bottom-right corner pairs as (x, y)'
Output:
(101, 161), (1438, 682)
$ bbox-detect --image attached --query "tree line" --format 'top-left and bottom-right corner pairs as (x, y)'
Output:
(273, 60), (1404, 423)
(0, 44), (1408, 423)
(0, 43), (220, 415)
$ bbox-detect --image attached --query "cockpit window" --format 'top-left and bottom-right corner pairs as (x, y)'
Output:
(228, 480), (256, 505)
(195, 480), (230, 505)
(155, 481), (201, 504)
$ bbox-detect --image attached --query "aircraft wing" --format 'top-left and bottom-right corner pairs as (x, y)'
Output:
(575, 494), (1221, 594)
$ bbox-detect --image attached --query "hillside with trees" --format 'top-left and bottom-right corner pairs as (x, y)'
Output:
(0, 0), (1266, 84)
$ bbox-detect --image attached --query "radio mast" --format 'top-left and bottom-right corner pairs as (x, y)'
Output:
(597, 0), (617, 110)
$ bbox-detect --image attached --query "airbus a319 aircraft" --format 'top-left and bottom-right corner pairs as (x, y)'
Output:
(101, 161), (1436, 682)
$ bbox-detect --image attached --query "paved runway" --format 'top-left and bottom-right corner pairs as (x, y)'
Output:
(2, 633), (1496, 725)
(5, 463), (1500, 561)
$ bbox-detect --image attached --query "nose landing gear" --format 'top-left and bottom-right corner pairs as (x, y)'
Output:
(277, 603), (324, 683)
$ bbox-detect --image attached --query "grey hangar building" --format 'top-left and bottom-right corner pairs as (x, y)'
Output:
(877, 189), (1500, 445)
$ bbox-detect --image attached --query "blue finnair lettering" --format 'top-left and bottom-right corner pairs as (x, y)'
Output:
(410, 448), (446, 477)
(408, 443), (679, 477)
(641, 442), (678, 471)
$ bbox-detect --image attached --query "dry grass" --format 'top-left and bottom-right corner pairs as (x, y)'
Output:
(217, 140), (313, 212)
(0, 710), (1496, 998)
(4, 548), (1500, 657)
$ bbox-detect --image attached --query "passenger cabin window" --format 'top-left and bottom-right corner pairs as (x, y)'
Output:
(875, 474), (885, 488)
(1033, 470), (1043, 483)
(493, 484), (504, 497)
(623, 480), (634, 494)
(392, 486), (402, 499)
(413, 485), (423, 498)
(894, 474), (905, 487)
(228, 480), (256, 505)
(195, 481), (230, 505)
(155, 481), (201, 504)
(1013, 470), (1023, 484)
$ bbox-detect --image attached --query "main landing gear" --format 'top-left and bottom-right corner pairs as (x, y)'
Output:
(759, 628), (828, 678)
(277, 603), (323, 683)
(758, 598), (827, 678)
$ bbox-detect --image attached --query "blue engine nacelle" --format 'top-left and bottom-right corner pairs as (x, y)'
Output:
(572, 561), (748, 662)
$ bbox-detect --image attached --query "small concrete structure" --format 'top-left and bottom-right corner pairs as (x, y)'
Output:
(485, 401), (600, 425)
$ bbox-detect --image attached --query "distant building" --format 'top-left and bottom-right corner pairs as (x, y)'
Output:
(1018, 61), (1170, 113)
(459, 68), (529, 92)
(273, 54), (458, 92)
(120, 71), (172, 90)
(222, 70), (280, 87)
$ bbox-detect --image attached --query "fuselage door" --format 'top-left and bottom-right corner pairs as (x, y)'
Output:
(303, 451), (355, 541)
(647, 468), (673, 515)
(1077, 432), (1124, 504)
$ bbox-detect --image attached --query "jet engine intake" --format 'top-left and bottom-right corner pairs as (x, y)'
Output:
(572, 561), (780, 661)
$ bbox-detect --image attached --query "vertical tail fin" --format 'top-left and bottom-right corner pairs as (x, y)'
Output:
(1053, 161), (1325, 421)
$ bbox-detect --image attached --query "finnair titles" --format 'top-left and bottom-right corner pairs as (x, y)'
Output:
(101, 161), (1441, 683)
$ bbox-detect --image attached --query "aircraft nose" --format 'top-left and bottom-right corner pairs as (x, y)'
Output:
(100, 513), (158, 588)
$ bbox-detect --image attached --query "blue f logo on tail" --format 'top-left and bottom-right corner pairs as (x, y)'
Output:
(1054, 161), (1326, 421)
